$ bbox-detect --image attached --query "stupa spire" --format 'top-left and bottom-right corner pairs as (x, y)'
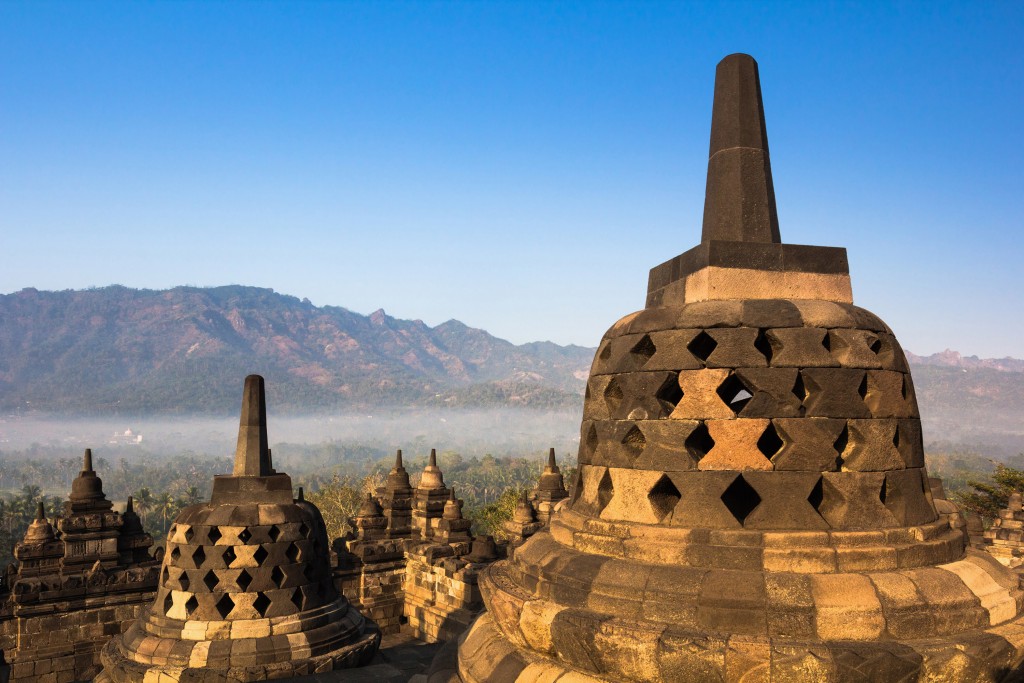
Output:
(701, 53), (780, 244)
(83, 448), (94, 473)
(232, 374), (273, 476)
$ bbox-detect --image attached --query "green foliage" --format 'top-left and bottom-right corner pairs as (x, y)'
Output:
(304, 475), (370, 542)
(465, 487), (525, 540)
(952, 462), (1024, 521)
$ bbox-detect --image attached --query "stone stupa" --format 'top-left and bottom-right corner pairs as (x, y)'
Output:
(455, 54), (1024, 682)
(99, 375), (380, 681)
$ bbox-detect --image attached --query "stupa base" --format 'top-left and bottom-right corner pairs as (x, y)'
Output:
(96, 599), (380, 682)
(458, 608), (1024, 683)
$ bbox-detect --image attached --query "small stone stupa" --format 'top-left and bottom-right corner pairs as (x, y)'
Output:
(99, 375), (380, 681)
(456, 54), (1024, 682)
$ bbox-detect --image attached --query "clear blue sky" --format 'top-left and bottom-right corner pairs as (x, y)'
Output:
(1, 1), (1021, 357)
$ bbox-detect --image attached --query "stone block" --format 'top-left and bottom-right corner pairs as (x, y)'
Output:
(801, 368), (871, 418)
(656, 627), (728, 682)
(771, 417), (845, 471)
(741, 471), (829, 530)
(671, 369), (734, 420)
(765, 327), (836, 367)
(696, 570), (767, 635)
(883, 469), (937, 527)
(817, 472), (898, 529)
(733, 367), (803, 418)
(602, 371), (681, 421)
(863, 370), (913, 418)
(841, 419), (904, 471)
(828, 328), (885, 368)
(896, 419), (924, 468)
(632, 419), (701, 472)
(668, 472), (745, 529)
(703, 327), (769, 368)
(699, 419), (774, 470)
(810, 574), (884, 640)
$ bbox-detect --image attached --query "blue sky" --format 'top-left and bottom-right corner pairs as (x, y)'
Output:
(1, 1), (1022, 357)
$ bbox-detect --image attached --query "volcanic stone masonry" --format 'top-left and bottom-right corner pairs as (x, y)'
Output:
(97, 375), (381, 682)
(0, 451), (160, 682)
(452, 53), (1024, 683)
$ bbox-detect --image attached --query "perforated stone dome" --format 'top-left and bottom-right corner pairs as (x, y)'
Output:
(455, 54), (1024, 683)
(99, 376), (379, 681)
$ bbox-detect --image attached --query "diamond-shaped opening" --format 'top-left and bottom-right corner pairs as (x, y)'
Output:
(754, 329), (774, 363)
(253, 592), (270, 617)
(869, 335), (883, 354)
(208, 526), (222, 544)
(717, 373), (753, 413)
(185, 595), (199, 617)
(585, 423), (599, 455)
(892, 426), (900, 448)
(178, 570), (190, 591)
(568, 469), (584, 506)
(203, 570), (218, 591)
(630, 334), (657, 366)
(162, 567), (170, 585)
(222, 546), (236, 566)
(215, 593), (235, 619)
(687, 330), (717, 363)
(648, 474), (681, 522)
(163, 592), (173, 615)
(833, 425), (849, 456)
(599, 342), (612, 360)
(757, 422), (784, 459)
(792, 372), (807, 403)
(808, 477), (824, 512)
(621, 425), (646, 459)
(901, 375), (909, 400)
(303, 563), (316, 582)
(271, 566), (286, 588)
(183, 526), (194, 543)
(236, 569), (252, 591)
(879, 477), (888, 504)
(299, 522), (311, 539)
(655, 374), (683, 409)
(286, 542), (301, 563)
(685, 422), (715, 461)
(857, 373), (868, 400)
(171, 547), (181, 561)
(253, 545), (269, 566)
(821, 331), (832, 351)
(291, 588), (305, 611)
(585, 384), (591, 400)
(721, 475), (761, 525)
(268, 525), (281, 542)
(596, 469), (614, 513)
(603, 378), (624, 414)
(192, 546), (206, 568)
(238, 528), (252, 543)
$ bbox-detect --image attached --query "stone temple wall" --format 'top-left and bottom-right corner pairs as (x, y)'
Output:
(402, 545), (482, 644)
(5, 594), (152, 682)
(335, 555), (408, 636)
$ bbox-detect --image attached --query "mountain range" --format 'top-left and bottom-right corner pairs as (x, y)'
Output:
(0, 286), (1021, 455)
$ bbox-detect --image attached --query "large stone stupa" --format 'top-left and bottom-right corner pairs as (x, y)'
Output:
(99, 375), (380, 681)
(455, 54), (1024, 682)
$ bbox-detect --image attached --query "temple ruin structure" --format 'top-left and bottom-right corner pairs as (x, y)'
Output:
(453, 53), (1024, 682)
(0, 451), (160, 682)
(984, 493), (1024, 568)
(97, 375), (381, 681)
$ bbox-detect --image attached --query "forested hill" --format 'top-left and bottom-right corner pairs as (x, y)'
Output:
(0, 285), (1022, 452)
(0, 286), (593, 413)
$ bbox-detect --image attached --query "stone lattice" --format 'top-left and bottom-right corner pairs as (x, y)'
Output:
(454, 54), (1024, 683)
(98, 375), (380, 681)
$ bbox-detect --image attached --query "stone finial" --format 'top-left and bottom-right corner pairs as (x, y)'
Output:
(386, 449), (412, 491)
(70, 448), (109, 506)
(126, 496), (135, 514)
(22, 502), (55, 545)
(513, 491), (537, 524)
(233, 375), (274, 477)
(356, 493), (383, 518)
(443, 489), (462, 520)
(466, 535), (499, 563)
(547, 447), (557, 470)
(419, 448), (445, 490)
(297, 487), (305, 502)
(701, 53), (779, 244)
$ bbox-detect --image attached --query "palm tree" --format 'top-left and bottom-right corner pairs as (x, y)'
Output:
(154, 493), (175, 534)
(20, 484), (41, 508)
(182, 486), (201, 506)
(133, 488), (153, 524)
